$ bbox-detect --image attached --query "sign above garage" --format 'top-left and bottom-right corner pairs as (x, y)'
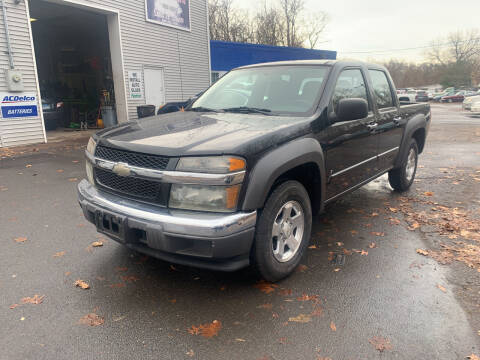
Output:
(145, 0), (190, 31)
(0, 93), (38, 118)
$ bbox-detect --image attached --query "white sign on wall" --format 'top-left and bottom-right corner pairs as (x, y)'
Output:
(128, 70), (144, 100)
(146, 0), (190, 31)
(0, 93), (38, 118)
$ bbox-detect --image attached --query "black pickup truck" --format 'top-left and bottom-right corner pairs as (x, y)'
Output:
(78, 60), (430, 281)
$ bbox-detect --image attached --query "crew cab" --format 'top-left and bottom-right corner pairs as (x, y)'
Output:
(78, 60), (430, 281)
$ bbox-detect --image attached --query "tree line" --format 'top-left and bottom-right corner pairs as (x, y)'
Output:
(383, 29), (480, 88)
(208, 0), (329, 49)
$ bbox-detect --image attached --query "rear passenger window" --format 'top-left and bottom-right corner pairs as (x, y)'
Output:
(332, 69), (369, 114)
(369, 70), (394, 109)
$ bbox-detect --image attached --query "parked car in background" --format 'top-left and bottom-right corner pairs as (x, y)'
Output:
(441, 90), (469, 103)
(415, 91), (429, 102)
(434, 91), (455, 102)
(42, 99), (64, 130)
(470, 100), (480, 115)
(398, 89), (417, 102)
(462, 93), (480, 111)
(428, 92), (434, 101)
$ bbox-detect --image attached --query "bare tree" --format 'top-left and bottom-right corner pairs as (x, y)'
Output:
(278, 0), (304, 47)
(302, 12), (329, 49)
(427, 29), (480, 65)
(255, 2), (285, 46)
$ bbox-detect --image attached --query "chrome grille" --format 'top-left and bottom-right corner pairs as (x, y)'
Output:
(95, 145), (170, 170)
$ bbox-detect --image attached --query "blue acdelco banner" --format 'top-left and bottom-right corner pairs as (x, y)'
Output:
(146, 0), (190, 31)
(2, 105), (38, 118)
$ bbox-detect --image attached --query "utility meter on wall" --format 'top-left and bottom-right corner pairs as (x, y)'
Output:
(6, 69), (24, 92)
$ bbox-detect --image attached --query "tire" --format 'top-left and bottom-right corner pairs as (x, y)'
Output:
(252, 180), (312, 282)
(388, 139), (418, 192)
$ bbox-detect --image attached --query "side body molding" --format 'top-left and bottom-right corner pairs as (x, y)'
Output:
(394, 113), (427, 168)
(241, 137), (326, 212)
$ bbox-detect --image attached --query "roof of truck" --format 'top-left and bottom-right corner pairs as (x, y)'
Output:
(237, 59), (386, 71)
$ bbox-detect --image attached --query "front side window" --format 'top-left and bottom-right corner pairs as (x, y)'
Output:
(192, 66), (329, 115)
(369, 70), (394, 109)
(331, 69), (369, 114)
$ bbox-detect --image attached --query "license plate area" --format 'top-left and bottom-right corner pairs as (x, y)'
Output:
(95, 210), (126, 240)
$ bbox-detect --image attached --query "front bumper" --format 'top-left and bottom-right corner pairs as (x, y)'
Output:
(77, 180), (257, 271)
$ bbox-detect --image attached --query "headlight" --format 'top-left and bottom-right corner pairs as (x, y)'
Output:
(86, 161), (94, 185)
(176, 156), (245, 174)
(86, 137), (97, 155)
(169, 184), (241, 212)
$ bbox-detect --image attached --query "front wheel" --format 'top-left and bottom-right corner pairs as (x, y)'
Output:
(388, 139), (418, 192)
(252, 181), (312, 282)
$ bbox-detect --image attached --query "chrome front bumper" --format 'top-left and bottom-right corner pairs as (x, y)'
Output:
(77, 180), (257, 271)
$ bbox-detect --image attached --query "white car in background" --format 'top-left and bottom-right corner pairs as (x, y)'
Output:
(463, 93), (480, 111)
(397, 89), (417, 103)
(470, 100), (480, 115)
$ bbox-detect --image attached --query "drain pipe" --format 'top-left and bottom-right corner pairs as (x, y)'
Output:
(1, 0), (15, 69)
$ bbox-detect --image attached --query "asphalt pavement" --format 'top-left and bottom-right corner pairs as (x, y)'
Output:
(1, 103), (479, 360)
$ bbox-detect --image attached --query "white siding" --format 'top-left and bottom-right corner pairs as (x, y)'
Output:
(0, 0), (44, 148)
(81, 0), (210, 121)
(0, 0), (210, 147)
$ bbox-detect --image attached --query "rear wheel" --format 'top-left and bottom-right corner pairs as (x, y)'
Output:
(252, 181), (312, 282)
(388, 139), (418, 192)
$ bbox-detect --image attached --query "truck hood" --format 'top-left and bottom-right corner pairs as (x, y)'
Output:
(96, 111), (311, 157)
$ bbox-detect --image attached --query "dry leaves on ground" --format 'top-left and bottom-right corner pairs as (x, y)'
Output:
(79, 313), (104, 326)
(14, 237), (27, 243)
(188, 320), (222, 338)
(74, 280), (90, 290)
(369, 336), (393, 352)
(91, 241), (104, 247)
(423, 191), (434, 196)
(437, 284), (447, 293)
(53, 251), (65, 257)
(416, 249), (429, 256)
(288, 314), (312, 323)
(68, 178), (78, 182)
(369, 242), (377, 249)
(467, 354), (480, 360)
(21, 295), (45, 305)
(120, 275), (139, 283)
(254, 280), (278, 294)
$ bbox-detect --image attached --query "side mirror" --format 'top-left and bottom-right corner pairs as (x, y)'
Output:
(336, 98), (368, 122)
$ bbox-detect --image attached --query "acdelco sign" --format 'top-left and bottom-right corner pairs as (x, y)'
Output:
(2, 95), (36, 103)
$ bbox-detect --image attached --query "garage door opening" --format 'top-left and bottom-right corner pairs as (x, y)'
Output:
(28, 0), (124, 139)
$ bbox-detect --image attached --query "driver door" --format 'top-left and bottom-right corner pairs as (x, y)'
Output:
(321, 68), (379, 200)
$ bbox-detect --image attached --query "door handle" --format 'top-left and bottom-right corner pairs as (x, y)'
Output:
(366, 123), (378, 131)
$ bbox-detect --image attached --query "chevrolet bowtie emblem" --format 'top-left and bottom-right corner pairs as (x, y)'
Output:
(112, 163), (132, 177)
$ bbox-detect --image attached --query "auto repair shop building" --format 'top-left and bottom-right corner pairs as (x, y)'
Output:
(0, 0), (210, 147)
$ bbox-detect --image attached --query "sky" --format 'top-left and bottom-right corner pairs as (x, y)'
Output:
(240, 0), (480, 62)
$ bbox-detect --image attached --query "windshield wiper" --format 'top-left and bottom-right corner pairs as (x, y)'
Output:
(190, 106), (220, 113)
(221, 107), (272, 115)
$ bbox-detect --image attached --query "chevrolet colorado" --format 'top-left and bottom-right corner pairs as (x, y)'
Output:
(78, 60), (430, 281)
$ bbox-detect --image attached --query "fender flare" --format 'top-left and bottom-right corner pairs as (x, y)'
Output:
(394, 114), (427, 168)
(241, 137), (326, 212)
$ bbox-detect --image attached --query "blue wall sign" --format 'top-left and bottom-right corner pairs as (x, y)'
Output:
(0, 93), (38, 118)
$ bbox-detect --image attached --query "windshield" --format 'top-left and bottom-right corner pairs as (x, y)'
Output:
(191, 66), (329, 115)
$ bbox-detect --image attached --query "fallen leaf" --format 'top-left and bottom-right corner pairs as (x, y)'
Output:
(188, 320), (222, 338)
(423, 191), (434, 196)
(235, 338), (246, 342)
(56, 169), (64, 173)
(79, 313), (104, 326)
(350, 230), (358, 235)
(68, 178), (78, 182)
(170, 299), (177, 304)
(21, 295), (45, 305)
(186, 350), (195, 357)
(333, 268), (341, 272)
(91, 241), (103, 247)
(369, 336), (393, 352)
(311, 306), (323, 317)
(370, 232), (385, 237)
(74, 280), (90, 290)
(467, 355), (480, 360)
(389, 207), (398, 213)
(409, 222), (421, 231)
(288, 314), (312, 323)
(361, 250), (369, 256)
(371, 212), (379, 217)
(369, 242), (377, 249)
(437, 284), (447, 293)
(297, 294), (319, 302)
(330, 321), (337, 331)
(53, 251), (65, 257)
(25, 164), (32, 168)
(336, 242), (344, 247)
(416, 249), (429, 256)
(120, 275), (139, 283)
(342, 248), (352, 255)
(254, 280), (278, 294)
(14, 237), (27, 243)
(308, 245), (317, 249)
(10, 304), (20, 309)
